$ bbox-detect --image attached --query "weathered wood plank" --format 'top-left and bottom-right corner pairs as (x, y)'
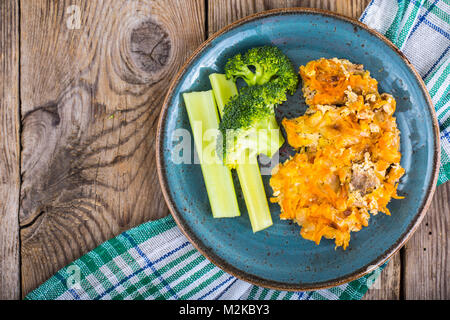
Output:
(363, 253), (401, 300)
(19, 0), (205, 296)
(208, 0), (370, 37)
(0, 0), (21, 300)
(403, 182), (449, 299)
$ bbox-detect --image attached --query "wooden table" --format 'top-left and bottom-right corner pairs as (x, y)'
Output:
(1, 0), (448, 300)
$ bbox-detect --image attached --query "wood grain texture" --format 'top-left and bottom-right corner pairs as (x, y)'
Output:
(0, 0), (21, 300)
(208, 0), (370, 36)
(403, 182), (449, 299)
(19, 0), (205, 296)
(363, 253), (401, 300)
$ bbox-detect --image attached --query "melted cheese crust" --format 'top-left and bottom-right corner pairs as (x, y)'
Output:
(270, 58), (405, 249)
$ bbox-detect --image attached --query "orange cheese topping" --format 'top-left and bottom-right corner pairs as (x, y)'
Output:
(299, 57), (378, 105)
(270, 58), (405, 249)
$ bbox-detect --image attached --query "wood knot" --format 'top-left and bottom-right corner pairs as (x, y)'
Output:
(130, 20), (171, 74)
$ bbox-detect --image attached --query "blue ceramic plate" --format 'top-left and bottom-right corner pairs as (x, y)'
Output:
(156, 8), (440, 290)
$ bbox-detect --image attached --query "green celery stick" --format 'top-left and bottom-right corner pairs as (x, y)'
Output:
(236, 151), (273, 232)
(209, 73), (239, 114)
(183, 90), (240, 218)
(209, 73), (273, 232)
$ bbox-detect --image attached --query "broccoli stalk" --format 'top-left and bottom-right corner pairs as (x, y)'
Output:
(210, 73), (273, 232)
(182, 90), (240, 218)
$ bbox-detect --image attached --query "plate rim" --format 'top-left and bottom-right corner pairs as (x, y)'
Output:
(155, 7), (441, 291)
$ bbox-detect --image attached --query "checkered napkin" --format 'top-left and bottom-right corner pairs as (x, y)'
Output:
(25, 215), (380, 300)
(26, 0), (449, 300)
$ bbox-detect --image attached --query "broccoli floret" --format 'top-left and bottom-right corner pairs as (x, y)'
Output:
(218, 85), (284, 167)
(240, 81), (288, 106)
(225, 46), (298, 95)
(219, 46), (298, 168)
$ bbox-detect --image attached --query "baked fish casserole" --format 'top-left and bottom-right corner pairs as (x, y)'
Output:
(270, 58), (405, 249)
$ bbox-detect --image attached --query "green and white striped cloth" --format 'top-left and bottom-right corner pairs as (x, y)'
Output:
(26, 0), (449, 300)
(25, 215), (380, 300)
